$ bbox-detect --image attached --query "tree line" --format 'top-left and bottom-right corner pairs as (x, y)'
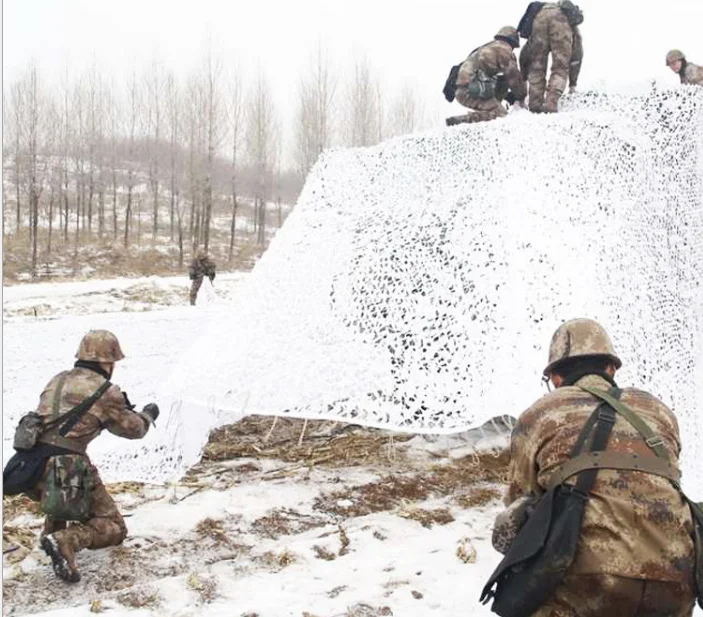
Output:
(2, 45), (428, 277)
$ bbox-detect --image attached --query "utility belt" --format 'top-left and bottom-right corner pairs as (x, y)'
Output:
(37, 434), (87, 455)
(481, 385), (703, 616)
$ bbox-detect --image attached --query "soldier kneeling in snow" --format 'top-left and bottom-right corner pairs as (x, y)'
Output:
(3, 330), (159, 583)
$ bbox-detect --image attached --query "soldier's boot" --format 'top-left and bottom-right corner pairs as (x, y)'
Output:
(445, 114), (471, 126)
(543, 90), (561, 113)
(40, 531), (87, 583)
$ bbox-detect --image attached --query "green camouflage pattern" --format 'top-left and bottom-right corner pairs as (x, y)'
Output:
(544, 318), (621, 375)
(532, 573), (695, 616)
(520, 3), (583, 112)
(75, 330), (125, 362)
(189, 253), (217, 305)
(13, 411), (43, 450)
(503, 373), (696, 584)
(41, 454), (92, 521)
(37, 367), (149, 449)
(682, 62), (703, 86)
(452, 39), (526, 124)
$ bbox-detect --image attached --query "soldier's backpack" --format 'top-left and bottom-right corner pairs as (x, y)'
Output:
(41, 454), (93, 521)
(517, 2), (545, 39)
(443, 64), (461, 102)
(558, 0), (584, 27)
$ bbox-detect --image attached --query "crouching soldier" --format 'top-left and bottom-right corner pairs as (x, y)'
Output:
(188, 250), (217, 306)
(445, 26), (526, 126)
(482, 319), (701, 616)
(3, 330), (159, 583)
(666, 49), (703, 86)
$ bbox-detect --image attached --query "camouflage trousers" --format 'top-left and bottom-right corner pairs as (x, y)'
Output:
(30, 458), (127, 553)
(189, 276), (204, 305)
(532, 574), (696, 617)
(450, 89), (507, 124)
(522, 14), (573, 112)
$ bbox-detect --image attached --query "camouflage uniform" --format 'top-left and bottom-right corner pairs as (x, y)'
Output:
(450, 29), (526, 125)
(28, 330), (157, 583)
(189, 252), (217, 305)
(520, 3), (583, 112)
(680, 62), (703, 86)
(499, 319), (696, 615)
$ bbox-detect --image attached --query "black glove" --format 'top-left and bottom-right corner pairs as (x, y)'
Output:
(141, 403), (160, 423)
(209, 272), (216, 282)
(505, 91), (517, 106)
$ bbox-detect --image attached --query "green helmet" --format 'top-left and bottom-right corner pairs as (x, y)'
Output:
(495, 26), (520, 49)
(665, 49), (685, 66)
(543, 318), (621, 376)
(76, 330), (125, 362)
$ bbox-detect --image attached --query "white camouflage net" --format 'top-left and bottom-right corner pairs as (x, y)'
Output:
(5, 85), (702, 487)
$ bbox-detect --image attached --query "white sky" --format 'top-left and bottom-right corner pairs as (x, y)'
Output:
(3, 0), (703, 150)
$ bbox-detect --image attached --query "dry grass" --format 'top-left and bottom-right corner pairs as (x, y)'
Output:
(251, 508), (327, 540)
(456, 537), (477, 564)
(203, 416), (413, 468)
(312, 545), (337, 561)
(116, 588), (161, 609)
(398, 507), (455, 528)
(256, 549), (298, 570)
(186, 572), (219, 605)
(455, 486), (503, 508)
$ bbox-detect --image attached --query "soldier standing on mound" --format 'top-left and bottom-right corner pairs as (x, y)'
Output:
(519, 1), (584, 113)
(665, 50), (703, 86)
(188, 250), (217, 306)
(4, 330), (159, 583)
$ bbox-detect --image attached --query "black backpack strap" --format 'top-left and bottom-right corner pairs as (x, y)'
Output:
(57, 380), (112, 437)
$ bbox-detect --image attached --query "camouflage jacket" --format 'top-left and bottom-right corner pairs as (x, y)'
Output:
(457, 40), (527, 101)
(503, 374), (695, 582)
(189, 255), (216, 280)
(36, 366), (150, 451)
(521, 4), (584, 87)
(681, 62), (703, 86)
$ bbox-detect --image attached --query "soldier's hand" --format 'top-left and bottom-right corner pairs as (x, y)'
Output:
(569, 86), (576, 94)
(209, 272), (216, 282)
(140, 403), (160, 425)
(122, 392), (136, 411)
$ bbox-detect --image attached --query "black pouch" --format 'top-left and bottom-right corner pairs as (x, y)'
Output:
(3, 444), (68, 496)
(13, 412), (43, 451)
(443, 64), (461, 102)
(481, 484), (587, 616)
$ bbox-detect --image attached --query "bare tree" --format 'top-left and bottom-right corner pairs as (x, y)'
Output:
(8, 81), (25, 233)
(227, 68), (245, 262)
(200, 46), (226, 253)
(246, 70), (279, 245)
(184, 73), (204, 252)
(344, 55), (381, 147)
(388, 82), (425, 137)
(165, 72), (181, 241)
(124, 71), (139, 248)
(145, 58), (165, 240)
(294, 42), (337, 180)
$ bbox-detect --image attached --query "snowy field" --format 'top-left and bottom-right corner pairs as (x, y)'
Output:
(1, 275), (506, 617)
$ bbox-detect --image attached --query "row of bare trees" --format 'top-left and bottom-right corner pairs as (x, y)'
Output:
(3, 47), (427, 276)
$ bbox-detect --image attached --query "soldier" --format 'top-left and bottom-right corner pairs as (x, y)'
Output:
(493, 318), (697, 615)
(188, 250), (217, 306)
(666, 50), (703, 86)
(18, 330), (158, 583)
(520, 1), (584, 113)
(445, 26), (526, 126)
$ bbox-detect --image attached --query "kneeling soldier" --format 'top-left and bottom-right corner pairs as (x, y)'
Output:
(6, 330), (159, 583)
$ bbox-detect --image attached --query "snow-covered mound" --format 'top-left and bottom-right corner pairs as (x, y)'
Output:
(157, 85), (703, 487)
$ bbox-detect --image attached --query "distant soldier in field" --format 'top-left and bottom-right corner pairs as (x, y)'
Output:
(3, 330), (159, 583)
(666, 50), (703, 86)
(445, 26), (526, 126)
(188, 250), (217, 306)
(519, 1), (584, 113)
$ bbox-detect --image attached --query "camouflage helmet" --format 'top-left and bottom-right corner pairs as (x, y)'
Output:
(76, 330), (125, 363)
(665, 49), (685, 66)
(543, 318), (621, 376)
(495, 26), (520, 48)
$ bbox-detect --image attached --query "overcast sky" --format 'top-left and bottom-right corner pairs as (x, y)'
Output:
(3, 0), (702, 147)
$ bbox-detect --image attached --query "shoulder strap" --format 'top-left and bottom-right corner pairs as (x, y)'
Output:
(579, 385), (670, 460)
(42, 380), (112, 439)
(49, 374), (69, 421)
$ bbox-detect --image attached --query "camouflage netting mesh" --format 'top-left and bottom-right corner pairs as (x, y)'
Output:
(5, 86), (701, 486)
